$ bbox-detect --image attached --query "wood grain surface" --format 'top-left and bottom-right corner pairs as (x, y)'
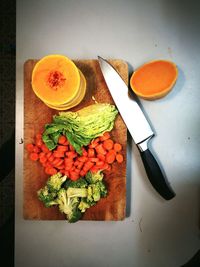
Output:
(23, 59), (128, 221)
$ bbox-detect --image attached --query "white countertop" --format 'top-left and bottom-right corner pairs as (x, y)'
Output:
(16, 0), (200, 266)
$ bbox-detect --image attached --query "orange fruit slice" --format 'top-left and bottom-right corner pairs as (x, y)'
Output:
(31, 54), (86, 109)
(130, 60), (178, 100)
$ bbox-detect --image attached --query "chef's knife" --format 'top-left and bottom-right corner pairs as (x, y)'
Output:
(98, 56), (175, 200)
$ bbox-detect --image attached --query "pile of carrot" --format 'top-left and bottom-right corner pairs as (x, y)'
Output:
(26, 131), (124, 181)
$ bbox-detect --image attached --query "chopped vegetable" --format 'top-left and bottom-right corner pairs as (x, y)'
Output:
(103, 139), (114, 150)
(116, 153), (124, 163)
(114, 143), (122, 152)
(64, 177), (88, 188)
(26, 129), (124, 180)
(42, 103), (118, 154)
(29, 152), (39, 161)
(26, 143), (34, 152)
(27, 103), (125, 222)
(58, 135), (67, 145)
(37, 171), (108, 223)
(46, 172), (67, 193)
(99, 131), (110, 141)
(78, 201), (90, 213)
(85, 170), (103, 184)
(67, 187), (88, 198)
(56, 188), (82, 223)
(105, 150), (116, 164)
(37, 185), (57, 207)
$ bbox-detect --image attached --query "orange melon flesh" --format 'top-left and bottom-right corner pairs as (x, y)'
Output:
(44, 70), (86, 110)
(130, 60), (178, 99)
(32, 55), (81, 106)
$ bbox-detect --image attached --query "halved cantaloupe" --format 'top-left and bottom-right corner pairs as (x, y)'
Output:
(31, 55), (86, 109)
(130, 60), (178, 100)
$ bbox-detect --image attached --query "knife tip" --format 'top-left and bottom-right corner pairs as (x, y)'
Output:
(98, 55), (104, 61)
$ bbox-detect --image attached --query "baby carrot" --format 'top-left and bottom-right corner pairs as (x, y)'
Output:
(35, 133), (42, 140)
(39, 156), (47, 164)
(114, 143), (122, 152)
(95, 160), (105, 168)
(41, 144), (49, 153)
(56, 164), (65, 170)
(87, 148), (95, 158)
(35, 139), (43, 148)
(82, 161), (94, 172)
(99, 132), (110, 141)
(57, 145), (68, 152)
(97, 154), (106, 162)
(105, 150), (116, 164)
(95, 144), (107, 155)
(29, 152), (39, 161)
(53, 151), (65, 158)
(48, 154), (54, 162)
(58, 135), (67, 145)
(116, 153), (124, 163)
(70, 171), (80, 181)
(103, 139), (114, 150)
(33, 146), (40, 153)
(78, 156), (88, 162)
(26, 143), (34, 152)
(89, 138), (100, 148)
(46, 152), (53, 159)
(46, 167), (57, 175)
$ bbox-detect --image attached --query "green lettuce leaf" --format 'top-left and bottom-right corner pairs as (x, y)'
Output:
(42, 103), (118, 154)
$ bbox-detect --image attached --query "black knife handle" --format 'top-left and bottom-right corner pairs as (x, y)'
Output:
(140, 148), (175, 200)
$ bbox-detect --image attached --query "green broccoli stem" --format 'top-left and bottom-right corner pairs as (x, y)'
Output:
(66, 187), (88, 198)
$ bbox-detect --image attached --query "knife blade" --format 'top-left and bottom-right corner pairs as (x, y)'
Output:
(98, 56), (175, 200)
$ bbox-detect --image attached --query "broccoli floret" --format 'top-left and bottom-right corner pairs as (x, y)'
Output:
(45, 200), (58, 207)
(47, 173), (67, 193)
(97, 181), (108, 197)
(64, 177), (88, 189)
(90, 184), (101, 202)
(56, 188), (82, 223)
(86, 181), (107, 203)
(87, 186), (94, 203)
(68, 208), (82, 223)
(67, 197), (82, 223)
(66, 187), (88, 198)
(85, 171), (103, 184)
(84, 186), (96, 206)
(56, 188), (71, 214)
(37, 185), (57, 207)
(38, 170), (108, 223)
(78, 200), (90, 212)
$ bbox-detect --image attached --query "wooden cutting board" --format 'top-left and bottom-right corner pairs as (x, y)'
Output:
(23, 59), (128, 221)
